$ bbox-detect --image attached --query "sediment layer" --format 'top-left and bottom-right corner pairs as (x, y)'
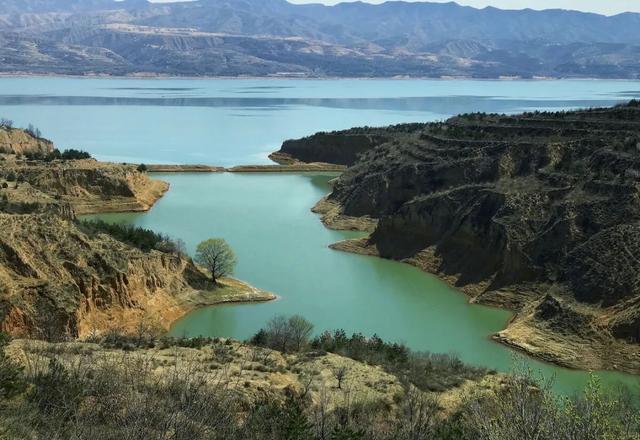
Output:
(0, 129), (274, 339)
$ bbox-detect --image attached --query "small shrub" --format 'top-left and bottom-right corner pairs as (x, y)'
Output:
(0, 333), (27, 400)
(25, 124), (42, 139)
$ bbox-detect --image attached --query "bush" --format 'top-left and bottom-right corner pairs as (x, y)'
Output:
(137, 163), (148, 172)
(25, 123), (42, 139)
(251, 315), (314, 353)
(78, 219), (181, 253)
(1, 328), (639, 440)
(61, 149), (91, 160)
(0, 333), (27, 401)
(252, 320), (487, 392)
(0, 118), (13, 129)
(25, 148), (92, 162)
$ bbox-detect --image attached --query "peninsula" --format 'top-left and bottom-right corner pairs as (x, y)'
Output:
(0, 125), (274, 340)
(275, 101), (640, 374)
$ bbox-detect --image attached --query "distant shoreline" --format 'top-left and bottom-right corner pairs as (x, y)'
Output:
(1, 72), (636, 82)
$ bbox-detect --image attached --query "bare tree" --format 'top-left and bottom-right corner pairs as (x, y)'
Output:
(465, 361), (556, 440)
(334, 366), (347, 390)
(194, 238), (236, 285)
(398, 387), (440, 440)
(265, 315), (291, 352)
(289, 315), (314, 352)
(0, 118), (13, 129)
(26, 123), (42, 139)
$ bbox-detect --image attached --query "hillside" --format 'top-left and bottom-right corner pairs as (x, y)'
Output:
(276, 101), (640, 373)
(1, 0), (640, 78)
(0, 128), (274, 340)
(1, 328), (638, 439)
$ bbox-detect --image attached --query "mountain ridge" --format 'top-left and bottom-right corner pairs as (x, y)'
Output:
(1, 0), (640, 78)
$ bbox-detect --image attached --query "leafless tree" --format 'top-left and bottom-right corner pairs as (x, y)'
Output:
(334, 366), (348, 390)
(289, 315), (314, 352)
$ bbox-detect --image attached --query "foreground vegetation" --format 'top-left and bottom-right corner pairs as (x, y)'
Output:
(1, 316), (639, 440)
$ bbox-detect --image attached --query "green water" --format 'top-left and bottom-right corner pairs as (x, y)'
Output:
(7, 76), (639, 394)
(87, 172), (639, 396)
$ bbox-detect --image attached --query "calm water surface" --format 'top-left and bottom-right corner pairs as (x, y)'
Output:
(89, 173), (638, 395)
(0, 77), (638, 165)
(6, 77), (638, 394)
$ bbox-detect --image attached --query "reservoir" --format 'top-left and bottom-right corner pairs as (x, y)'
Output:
(4, 77), (639, 394)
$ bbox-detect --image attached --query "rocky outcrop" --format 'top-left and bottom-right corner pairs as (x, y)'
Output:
(277, 124), (424, 166)
(0, 213), (274, 339)
(0, 129), (274, 339)
(0, 127), (54, 156)
(0, 157), (168, 215)
(302, 101), (640, 372)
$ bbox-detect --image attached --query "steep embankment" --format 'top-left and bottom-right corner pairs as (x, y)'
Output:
(0, 214), (274, 339)
(0, 128), (274, 339)
(1, 157), (169, 215)
(277, 101), (640, 373)
(0, 126), (54, 156)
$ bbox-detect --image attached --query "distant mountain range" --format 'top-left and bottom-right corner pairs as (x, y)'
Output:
(1, 0), (640, 78)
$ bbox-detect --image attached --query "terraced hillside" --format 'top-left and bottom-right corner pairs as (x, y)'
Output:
(278, 101), (640, 373)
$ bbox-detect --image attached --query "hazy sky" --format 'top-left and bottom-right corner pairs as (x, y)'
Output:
(149, 0), (640, 15)
(287, 1), (640, 15)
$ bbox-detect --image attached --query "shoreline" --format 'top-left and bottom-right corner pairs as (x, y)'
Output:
(312, 196), (640, 376)
(75, 172), (278, 333)
(2, 73), (636, 82)
(0, 156), (279, 336)
(142, 162), (346, 174)
(160, 277), (277, 337)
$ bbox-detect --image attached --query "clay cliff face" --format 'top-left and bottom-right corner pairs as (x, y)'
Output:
(0, 157), (169, 215)
(282, 101), (640, 372)
(0, 213), (213, 339)
(0, 127), (54, 155)
(0, 129), (203, 339)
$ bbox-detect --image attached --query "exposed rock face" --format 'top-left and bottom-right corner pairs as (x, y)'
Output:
(0, 127), (54, 156)
(0, 157), (169, 215)
(293, 101), (640, 372)
(279, 129), (403, 166)
(0, 129), (275, 339)
(0, 213), (207, 339)
(0, 213), (274, 339)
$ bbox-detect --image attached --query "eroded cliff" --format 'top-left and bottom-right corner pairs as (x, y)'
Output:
(0, 129), (273, 339)
(0, 156), (169, 216)
(0, 127), (54, 156)
(0, 213), (274, 340)
(283, 101), (640, 373)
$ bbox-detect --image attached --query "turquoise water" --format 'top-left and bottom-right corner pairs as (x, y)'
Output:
(5, 77), (639, 394)
(88, 172), (639, 396)
(0, 77), (637, 165)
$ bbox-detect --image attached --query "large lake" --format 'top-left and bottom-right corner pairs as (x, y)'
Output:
(4, 77), (639, 394)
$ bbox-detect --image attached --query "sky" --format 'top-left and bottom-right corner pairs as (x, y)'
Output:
(289, 1), (640, 15)
(149, 0), (640, 16)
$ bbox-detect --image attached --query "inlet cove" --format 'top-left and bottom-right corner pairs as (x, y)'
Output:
(87, 172), (638, 395)
(6, 77), (640, 397)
